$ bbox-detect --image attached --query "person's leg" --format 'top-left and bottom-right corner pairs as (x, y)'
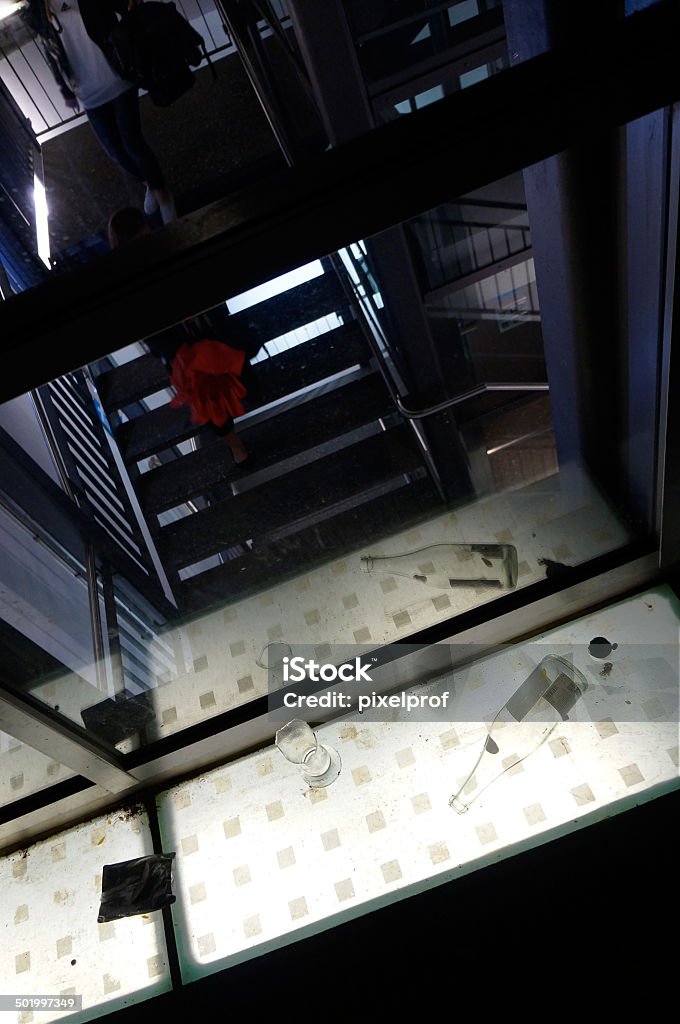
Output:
(86, 97), (142, 181)
(111, 89), (176, 223)
(213, 417), (249, 465)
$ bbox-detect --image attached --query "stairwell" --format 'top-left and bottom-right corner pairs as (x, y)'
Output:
(91, 269), (443, 618)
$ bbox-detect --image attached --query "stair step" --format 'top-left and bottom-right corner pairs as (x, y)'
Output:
(96, 353), (169, 410)
(102, 322), (370, 458)
(158, 425), (427, 573)
(137, 372), (396, 515)
(176, 476), (443, 614)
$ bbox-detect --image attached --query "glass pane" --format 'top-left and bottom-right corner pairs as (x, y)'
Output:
(0, 729), (75, 808)
(158, 584), (679, 979)
(0, 805), (171, 1022)
(0, 140), (664, 745)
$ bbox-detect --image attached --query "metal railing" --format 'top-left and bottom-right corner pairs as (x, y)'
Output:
(0, 0), (250, 137)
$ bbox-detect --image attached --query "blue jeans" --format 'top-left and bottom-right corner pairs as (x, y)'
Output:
(86, 88), (165, 190)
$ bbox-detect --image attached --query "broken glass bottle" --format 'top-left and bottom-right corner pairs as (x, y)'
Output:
(449, 654), (588, 814)
(360, 542), (518, 590)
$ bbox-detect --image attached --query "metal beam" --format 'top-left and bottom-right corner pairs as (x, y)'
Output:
(0, 689), (138, 794)
(0, 0), (679, 404)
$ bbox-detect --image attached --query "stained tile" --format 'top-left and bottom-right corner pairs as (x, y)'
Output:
(432, 595), (450, 611)
(306, 788), (327, 804)
(549, 737), (571, 757)
(393, 611), (412, 628)
(237, 676), (254, 694)
(289, 896), (308, 920)
(193, 656), (208, 672)
(56, 936), (72, 957)
(10, 774), (24, 790)
(102, 974), (120, 994)
(395, 748), (415, 768)
(199, 691), (216, 709)
(257, 758), (273, 777)
(381, 860), (402, 883)
(353, 627), (371, 642)
(197, 933), (216, 956)
(439, 729), (460, 750)
(147, 955), (164, 978)
(15, 952), (30, 973)
(642, 699), (666, 721)
(173, 791), (191, 811)
(51, 843), (66, 862)
(190, 882), (207, 904)
(335, 878), (355, 902)
(304, 610), (320, 626)
(352, 766), (371, 786)
(411, 793), (431, 815)
(233, 865), (251, 886)
(214, 774), (232, 793)
(619, 764), (644, 787)
(243, 915), (262, 938)
(223, 817), (241, 838)
(476, 823), (498, 845)
(181, 834), (199, 855)
(342, 593), (359, 610)
(98, 922), (115, 941)
(321, 829), (341, 852)
(277, 847), (295, 869)
(502, 754), (524, 776)
(267, 625), (284, 640)
(365, 810), (386, 833)
(571, 784), (595, 806)
(595, 719), (619, 739)
(523, 803), (547, 826)
(380, 578), (398, 593)
(230, 640), (246, 657)
(162, 707), (178, 725)
(14, 904), (28, 924)
(428, 842), (450, 865)
(266, 801), (284, 822)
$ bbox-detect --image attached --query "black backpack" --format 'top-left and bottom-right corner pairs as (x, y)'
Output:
(109, 2), (211, 108)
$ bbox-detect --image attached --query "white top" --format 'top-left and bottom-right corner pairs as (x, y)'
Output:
(48, 0), (132, 110)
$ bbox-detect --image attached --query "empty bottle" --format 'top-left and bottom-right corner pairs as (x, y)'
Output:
(449, 654), (587, 814)
(360, 542), (518, 590)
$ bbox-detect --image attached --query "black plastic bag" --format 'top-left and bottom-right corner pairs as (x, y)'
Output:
(97, 853), (176, 922)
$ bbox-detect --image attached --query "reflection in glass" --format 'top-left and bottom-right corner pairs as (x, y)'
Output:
(0, 729), (75, 808)
(361, 542), (518, 590)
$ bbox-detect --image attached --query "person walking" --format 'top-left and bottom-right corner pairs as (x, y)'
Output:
(23, 0), (177, 223)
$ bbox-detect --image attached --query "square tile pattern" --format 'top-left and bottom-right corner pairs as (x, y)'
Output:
(0, 809), (171, 1024)
(2, 590), (679, 1016)
(152, 586), (679, 983)
(0, 463), (636, 808)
